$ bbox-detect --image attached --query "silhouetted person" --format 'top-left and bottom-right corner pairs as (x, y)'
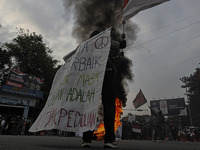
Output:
(81, 28), (126, 148)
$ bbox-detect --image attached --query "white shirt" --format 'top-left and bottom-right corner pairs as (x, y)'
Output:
(1, 120), (5, 126)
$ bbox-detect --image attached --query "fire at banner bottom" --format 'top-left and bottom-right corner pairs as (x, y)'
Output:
(93, 98), (123, 140)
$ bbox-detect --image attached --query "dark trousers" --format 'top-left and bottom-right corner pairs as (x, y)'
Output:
(83, 71), (116, 143)
(153, 125), (163, 140)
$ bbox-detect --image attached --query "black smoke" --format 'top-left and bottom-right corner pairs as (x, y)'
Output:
(63, 0), (138, 107)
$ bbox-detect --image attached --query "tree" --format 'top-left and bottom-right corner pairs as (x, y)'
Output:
(180, 65), (200, 126)
(3, 28), (60, 105)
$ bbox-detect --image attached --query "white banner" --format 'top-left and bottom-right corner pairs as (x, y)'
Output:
(123, 0), (170, 21)
(29, 28), (111, 133)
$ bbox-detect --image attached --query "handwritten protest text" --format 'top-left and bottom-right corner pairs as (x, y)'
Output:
(71, 56), (102, 71)
(31, 108), (96, 131)
(66, 88), (95, 103)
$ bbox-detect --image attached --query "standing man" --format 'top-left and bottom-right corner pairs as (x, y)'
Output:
(152, 109), (165, 141)
(81, 28), (126, 148)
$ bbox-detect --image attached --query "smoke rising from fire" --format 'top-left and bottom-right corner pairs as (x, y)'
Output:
(63, 0), (138, 43)
(63, 0), (138, 106)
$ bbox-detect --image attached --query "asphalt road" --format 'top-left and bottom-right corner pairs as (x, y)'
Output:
(0, 135), (200, 150)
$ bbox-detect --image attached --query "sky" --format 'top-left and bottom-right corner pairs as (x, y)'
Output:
(0, 0), (200, 116)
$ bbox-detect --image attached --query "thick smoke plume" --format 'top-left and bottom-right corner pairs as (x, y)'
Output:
(63, 0), (138, 107)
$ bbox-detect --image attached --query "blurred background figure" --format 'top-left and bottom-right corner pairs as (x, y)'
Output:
(0, 117), (6, 135)
(151, 109), (165, 141)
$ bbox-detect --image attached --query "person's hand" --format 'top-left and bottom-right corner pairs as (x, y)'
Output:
(119, 52), (124, 57)
(121, 33), (126, 40)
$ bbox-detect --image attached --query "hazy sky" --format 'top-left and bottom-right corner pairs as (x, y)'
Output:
(1, 0), (200, 116)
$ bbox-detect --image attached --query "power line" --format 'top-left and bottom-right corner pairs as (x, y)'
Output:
(133, 32), (200, 64)
(138, 55), (200, 79)
(136, 8), (200, 82)
(130, 16), (200, 64)
(130, 33), (200, 80)
(134, 19), (200, 47)
(137, 11), (200, 38)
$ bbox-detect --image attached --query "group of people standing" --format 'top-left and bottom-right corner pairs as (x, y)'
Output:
(151, 108), (184, 141)
(121, 112), (186, 142)
(0, 116), (32, 135)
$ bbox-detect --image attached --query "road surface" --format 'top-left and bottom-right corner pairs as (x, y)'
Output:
(0, 135), (200, 150)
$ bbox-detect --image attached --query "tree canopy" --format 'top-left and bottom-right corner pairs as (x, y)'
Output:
(180, 65), (200, 126)
(1, 28), (60, 102)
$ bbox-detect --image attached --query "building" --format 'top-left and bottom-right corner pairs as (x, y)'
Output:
(0, 69), (43, 122)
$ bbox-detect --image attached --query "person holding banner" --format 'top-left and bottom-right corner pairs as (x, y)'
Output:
(81, 28), (126, 148)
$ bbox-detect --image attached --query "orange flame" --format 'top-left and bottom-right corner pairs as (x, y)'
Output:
(94, 98), (123, 140)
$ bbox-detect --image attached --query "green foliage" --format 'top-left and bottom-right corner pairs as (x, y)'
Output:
(2, 28), (60, 101)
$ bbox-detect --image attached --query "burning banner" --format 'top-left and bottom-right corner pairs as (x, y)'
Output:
(29, 28), (111, 133)
(123, 0), (170, 21)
